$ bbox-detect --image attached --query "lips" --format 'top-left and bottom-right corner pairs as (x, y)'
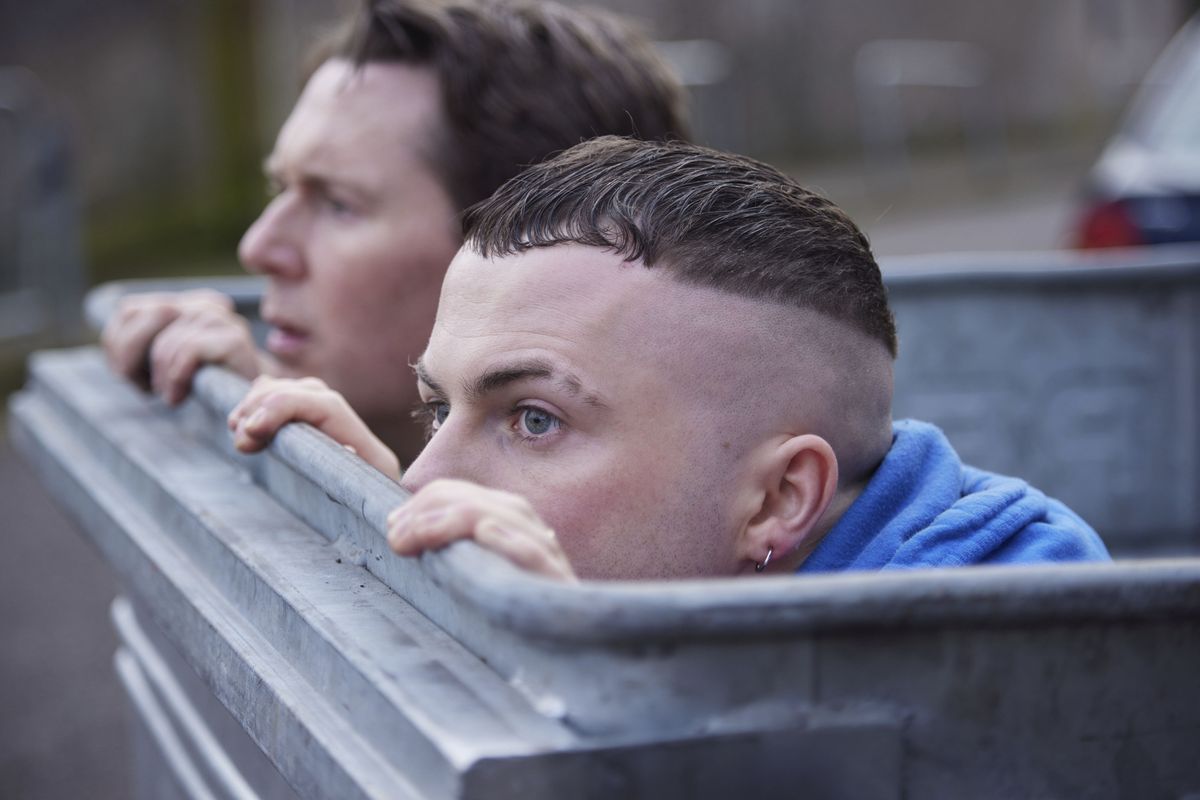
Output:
(260, 305), (312, 362)
(265, 324), (311, 361)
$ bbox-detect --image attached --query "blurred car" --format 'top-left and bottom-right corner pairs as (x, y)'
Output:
(1074, 13), (1200, 248)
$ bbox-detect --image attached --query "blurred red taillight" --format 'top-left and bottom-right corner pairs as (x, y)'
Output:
(1075, 199), (1144, 249)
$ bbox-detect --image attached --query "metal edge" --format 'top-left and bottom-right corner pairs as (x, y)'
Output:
(26, 344), (1199, 647)
(84, 277), (266, 332)
(13, 352), (584, 768)
(8, 379), (423, 800)
(114, 646), (222, 800)
(112, 596), (260, 800)
(172, 350), (1200, 643)
(882, 244), (1200, 286)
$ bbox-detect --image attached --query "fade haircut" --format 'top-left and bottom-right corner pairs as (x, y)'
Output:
(313, 0), (689, 212)
(463, 136), (899, 358)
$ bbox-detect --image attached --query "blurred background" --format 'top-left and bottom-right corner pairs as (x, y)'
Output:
(2, 0), (1198, 796)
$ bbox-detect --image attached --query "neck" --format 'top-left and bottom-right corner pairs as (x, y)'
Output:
(774, 482), (866, 572)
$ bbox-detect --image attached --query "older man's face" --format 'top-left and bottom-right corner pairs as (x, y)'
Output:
(399, 244), (783, 579)
(238, 59), (460, 445)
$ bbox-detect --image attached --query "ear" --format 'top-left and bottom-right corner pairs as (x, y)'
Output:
(738, 434), (839, 572)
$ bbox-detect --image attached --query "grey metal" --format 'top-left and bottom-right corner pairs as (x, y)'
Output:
(115, 592), (304, 800)
(115, 647), (221, 800)
(0, 67), (85, 339)
(112, 596), (262, 800)
(10, 340), (1200, 799)
(885, 244), (1200, 556)
(84, 275), (269, 345)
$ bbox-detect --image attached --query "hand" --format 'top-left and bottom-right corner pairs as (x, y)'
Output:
(227, 376), (401, 481)
(387, 479), (577, 581)
(148, 303), (268, 405)
(103, 290), (266, 403)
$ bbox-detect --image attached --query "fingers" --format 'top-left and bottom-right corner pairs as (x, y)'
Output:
(147, 307), (260, 405)
(228, 377), (339, 451)
(102, 290), (240, 394)
(386, 480), (576, 581)
(227, 376), (401, 480)
(103, 299), (181, 389)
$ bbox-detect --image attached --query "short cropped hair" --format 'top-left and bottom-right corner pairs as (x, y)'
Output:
(463, 136), (899, 358)
(315, 0), (689, 211)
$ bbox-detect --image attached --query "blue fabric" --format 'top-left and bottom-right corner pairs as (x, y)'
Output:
(799, 419), (1110, 573)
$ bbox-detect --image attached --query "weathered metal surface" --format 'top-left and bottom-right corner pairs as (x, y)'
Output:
(885, 245), (1200, 555)
(113, 596), (291, 800)
(84, 275), (269, 346)
(10, 344), (1200, 799)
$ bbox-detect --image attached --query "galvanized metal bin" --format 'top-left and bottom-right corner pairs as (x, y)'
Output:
(11, 249), (1200, 799)
(886, 246), (1200, 556)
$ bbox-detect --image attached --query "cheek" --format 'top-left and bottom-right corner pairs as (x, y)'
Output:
(510, 446), (689, 578)
(543, 436), (740, 579)
(531, 476), (641, 578)
(315, 228), (453, 346)
(304, 229), (453, 416)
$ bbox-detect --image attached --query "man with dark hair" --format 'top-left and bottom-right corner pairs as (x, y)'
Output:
(229, 136), (1109, 580)
(103, 0), (688, 464)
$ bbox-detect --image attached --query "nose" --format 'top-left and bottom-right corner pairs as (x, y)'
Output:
(398, 424), (477, 494)
(238, 195), (305, 280)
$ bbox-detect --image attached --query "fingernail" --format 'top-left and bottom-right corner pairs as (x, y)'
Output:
(386, 519), (410, 549)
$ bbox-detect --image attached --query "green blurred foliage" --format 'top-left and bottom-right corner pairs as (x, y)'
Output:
(87, 0), (263, 285)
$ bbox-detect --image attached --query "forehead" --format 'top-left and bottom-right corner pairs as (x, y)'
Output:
(270, 59), (442, 182)
(426, 244), (786, 387)
(437, 245), (658, 343)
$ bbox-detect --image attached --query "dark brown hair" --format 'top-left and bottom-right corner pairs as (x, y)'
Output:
(314, 0), (689, 212)
(464, 136), (898, 357)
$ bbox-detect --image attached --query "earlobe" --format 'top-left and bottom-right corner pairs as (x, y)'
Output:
(739, 434), (839, 572)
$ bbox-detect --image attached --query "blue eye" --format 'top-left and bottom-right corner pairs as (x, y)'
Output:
(411, 400), (449, 442)
(518, 407), (559, 436)
(326, 195), (353, 215)
(432, 402), (450, 427)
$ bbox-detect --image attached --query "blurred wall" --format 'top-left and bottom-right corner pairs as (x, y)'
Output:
(587, 0), (1186, 156)
(0, 0), (343, 279)
(0, 0), (1191, 277)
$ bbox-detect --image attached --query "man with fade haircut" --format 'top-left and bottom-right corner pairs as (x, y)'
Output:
(228, 136), (1110, 581)
(102, 0), (688, 466)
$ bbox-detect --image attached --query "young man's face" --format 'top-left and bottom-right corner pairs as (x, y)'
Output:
(400, 244), (779, 580)
(238, 59), (460, 449)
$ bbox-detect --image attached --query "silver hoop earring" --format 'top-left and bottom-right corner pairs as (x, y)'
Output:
(755, 546), (773, 573)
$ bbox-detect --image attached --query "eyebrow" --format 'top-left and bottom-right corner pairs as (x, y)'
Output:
(413, 357), (608, 409)
(413, 359), (447, 398)
(262, 157), (371, 198)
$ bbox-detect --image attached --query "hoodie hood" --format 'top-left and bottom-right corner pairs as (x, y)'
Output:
(799, 419), (1111, 573)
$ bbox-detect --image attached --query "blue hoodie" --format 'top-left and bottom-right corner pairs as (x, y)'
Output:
(799, 420), (1110, 573)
